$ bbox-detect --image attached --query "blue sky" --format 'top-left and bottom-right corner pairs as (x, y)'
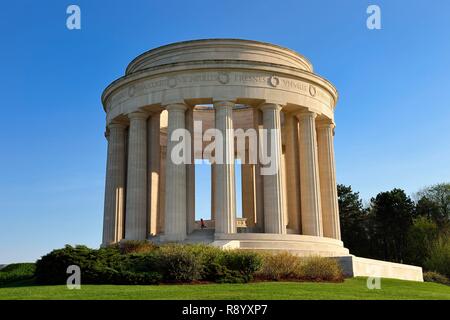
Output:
(0, 0), (449, 263)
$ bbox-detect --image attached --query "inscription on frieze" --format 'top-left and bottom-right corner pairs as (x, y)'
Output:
(110, 71), (332, 105)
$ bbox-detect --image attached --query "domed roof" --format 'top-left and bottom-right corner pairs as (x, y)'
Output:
(125, 38), (314, 75)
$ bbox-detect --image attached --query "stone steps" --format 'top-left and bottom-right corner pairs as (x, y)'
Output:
(185, 229), (215, 244)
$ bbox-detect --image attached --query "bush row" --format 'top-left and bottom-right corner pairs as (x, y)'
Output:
(34, 243), (344, 285)
(35, 244), (263, 285)
(256, 252), (343, 282)
(0, 263), (36, 285)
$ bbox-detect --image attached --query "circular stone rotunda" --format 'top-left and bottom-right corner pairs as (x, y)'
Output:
(101, 39), (423, 281)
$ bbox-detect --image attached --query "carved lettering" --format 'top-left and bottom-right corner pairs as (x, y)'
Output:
(108, 71), (332, 110)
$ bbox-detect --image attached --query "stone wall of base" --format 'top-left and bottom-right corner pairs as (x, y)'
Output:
(336, 255), (423, 282)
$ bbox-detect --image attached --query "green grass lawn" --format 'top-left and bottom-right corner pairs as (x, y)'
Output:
(0, 278), (449, 300)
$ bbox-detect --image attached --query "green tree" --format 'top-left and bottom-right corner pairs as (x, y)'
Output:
(415, 183), (450, 227)
(369, 189), (415, 263)
(424, 235), (450, 277)
(337, 185), (371, 257)
(405, 216), (439, 266)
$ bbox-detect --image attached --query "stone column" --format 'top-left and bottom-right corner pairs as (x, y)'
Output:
(317, 120), (341, 239)
(284, 113), (301, 233)
(297, 111), (323, 237)
(241, 164), (256, 228)
(281, 151), (289, 226)
(211, 164), (216, 221)
(214, 101), (236, 234)
(102, 123), (126, 246)
(157, 146), (166, 234)
(147, 111), (161, 236)
(186, 106), (196, 234)
(164, 104), (188, 241)
(253, 108), (265, 232)
(260, 103), (286, 234)
(125, 112), (148, 240)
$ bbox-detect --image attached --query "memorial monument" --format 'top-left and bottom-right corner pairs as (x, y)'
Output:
(100, 39), (423, 281)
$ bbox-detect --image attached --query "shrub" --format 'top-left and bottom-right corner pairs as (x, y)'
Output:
(156, 245), (203, 282)
(35, 245), (126, 285)
(257, 252), (303, 280)
(113, 271), (162, 285)
(423, 271), (449, 286)
(35, 245), (163, 285)
(119, 240), (158, 254)
(298, 256), (344, 282)
(0, 263), (36, 285)
(424, 236), (450, 278)
(219, 250), (262, 283)
(34, 244), (344, 285)
(180, 245), (226, 281)
(123, 253), (160, 273)
(36, 245), (96, 284)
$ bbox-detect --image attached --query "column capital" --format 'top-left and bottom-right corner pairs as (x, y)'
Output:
(259, 103), (282, 112)
(316, 119), (335, 130)
(148, 107), (164, 115)
(295, 110), (317, 120)
(107, 122), (127, 130)
(128, 111), (148, 120)
(165, 103), (187, 112)
(213, 100), (235, 109)
(283, 111), (296, 119)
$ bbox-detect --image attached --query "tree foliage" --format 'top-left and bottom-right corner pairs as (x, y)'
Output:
(368, 188), (415, 262)
(337, 184), (370, 257)
(416, 183), (450, 227)
(338, 182), (449, 270)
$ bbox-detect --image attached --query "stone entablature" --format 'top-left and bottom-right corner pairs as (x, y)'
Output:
(102, 39), (338, 126)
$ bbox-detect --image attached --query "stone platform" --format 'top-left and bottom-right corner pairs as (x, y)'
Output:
(209, 233), (423, 282)
(336, 255), (423, 282)
(213, 233), (350, 257)
(152, 230), (423, 282)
